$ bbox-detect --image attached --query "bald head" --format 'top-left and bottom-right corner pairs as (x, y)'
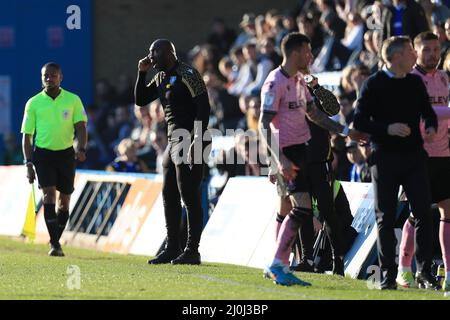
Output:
(150, 39), (176, 55)
(148, 39), (177, 71)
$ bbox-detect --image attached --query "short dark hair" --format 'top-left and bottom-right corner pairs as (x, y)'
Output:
(42, 62), (61, 72)
(353, 64), (370, 76)
(281, 32), (310, 58)
(297, 14), (313, 25)
(414, 31), (439, 48)
(381, 36), (411, 63)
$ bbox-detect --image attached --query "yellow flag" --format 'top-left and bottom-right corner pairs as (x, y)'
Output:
(22, 187), (36, 242)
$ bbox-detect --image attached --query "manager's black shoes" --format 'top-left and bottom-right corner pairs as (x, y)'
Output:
(416, 271), (441, 290)
(291, 261), (315, 273)
(48, 243), (65, 257)
(171, 249), (201, 265)
(379, 278), (397, 290)
(148, 248), (181, 265)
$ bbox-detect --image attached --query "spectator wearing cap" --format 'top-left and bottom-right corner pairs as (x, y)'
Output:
(233, 13), (257, 48)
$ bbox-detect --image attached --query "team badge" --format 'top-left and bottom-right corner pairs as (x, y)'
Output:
(263, 92), (275, 109)
(63, 110), (69, 120)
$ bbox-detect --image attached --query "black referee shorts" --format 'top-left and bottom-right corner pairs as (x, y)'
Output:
(33, 147), (76, 195)
(428, 156), (450, 204)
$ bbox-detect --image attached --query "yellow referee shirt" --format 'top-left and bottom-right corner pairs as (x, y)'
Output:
(21, 88), (88, 151)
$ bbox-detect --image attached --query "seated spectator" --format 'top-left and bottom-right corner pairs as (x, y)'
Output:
(350, 64), (371, 98)
(106, 138), (151, 173)
(116, 74), (134, 106)
(345, 140), (371, 182)
(297, 14), (325, 57)
(255, 14), (271, 40)
(234, 130), (264, 176)
(105, 105), (133, 152)
(433, 21), (450, 67)
(334, 94), (355, 126)
(203, 71), (242, 132)
(358, 141), (373, 181)
(259, 36), (282, 67)
(82, 104), (111, 169)
(419, 0), (450, 26)
(380, 0), (430, 41)
(331, 135), (353, 181)
(358, 30), (381, 73)
(233, 13), (257, 48)
(131, 104), (158, 171)
(150, 125), (168, 174)
(228, 39), (273, 97)
(207, 17), (236, 55)
(443, 49), (450, 77)
(1, 133), (23, 165)
(218, 56), (239, 87)
(342, 13), (364, 52)
(311, 10), (353, 72)
(336, 65), (358, 101)
(189, 44), (221, 76)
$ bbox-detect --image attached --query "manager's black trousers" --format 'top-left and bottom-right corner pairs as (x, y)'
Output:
(371, 149), (433, 280)
(162, 141), (205, 252)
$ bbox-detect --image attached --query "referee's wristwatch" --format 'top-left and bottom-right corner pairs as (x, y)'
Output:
(77, 147), (86, 153)
(24, 159), (33, 166)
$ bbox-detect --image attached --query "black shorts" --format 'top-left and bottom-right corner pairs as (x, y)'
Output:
(33, 147), (76, 194)
(282, 144), (309, 194)
(428, 156), (450, 204)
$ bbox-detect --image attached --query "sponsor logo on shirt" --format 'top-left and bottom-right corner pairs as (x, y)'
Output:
(288, 101), (302, 110)
(429, 96), (448, 105)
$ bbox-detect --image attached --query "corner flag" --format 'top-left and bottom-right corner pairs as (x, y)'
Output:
(22, 184), (37, 242)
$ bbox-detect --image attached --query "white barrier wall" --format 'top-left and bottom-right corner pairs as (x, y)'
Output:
(200, 177), (278, 268)
(0, 166), (40, 236)
(201, 178), (381, 277)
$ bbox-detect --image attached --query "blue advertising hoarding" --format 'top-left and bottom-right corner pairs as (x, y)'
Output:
(0, 0), (92, 147)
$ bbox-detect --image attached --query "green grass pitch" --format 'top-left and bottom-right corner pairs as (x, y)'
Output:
(0, 236), (447, 300)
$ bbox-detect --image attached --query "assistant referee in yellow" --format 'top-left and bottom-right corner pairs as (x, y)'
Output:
(21, 62), (88, 257)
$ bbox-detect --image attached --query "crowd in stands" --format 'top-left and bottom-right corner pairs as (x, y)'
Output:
(2, 0), (450, 189)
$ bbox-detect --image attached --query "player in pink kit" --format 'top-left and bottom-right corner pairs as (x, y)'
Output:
(259, 32), (363, 286)
(397, 32), (450, 292)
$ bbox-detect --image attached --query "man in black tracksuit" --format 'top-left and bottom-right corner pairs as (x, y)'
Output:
(295, 77), (357, 275)
(354, 36), (440, 289)
(135, 39), (210, 265)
